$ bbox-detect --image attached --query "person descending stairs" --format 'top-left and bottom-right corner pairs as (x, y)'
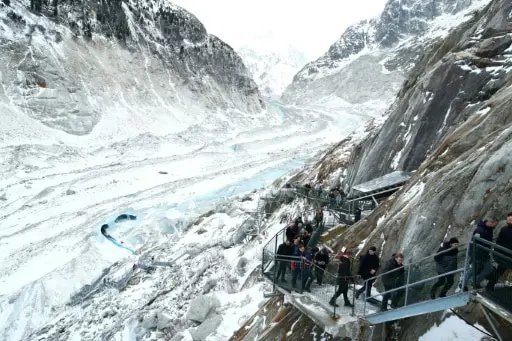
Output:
(329, 249), (354, 308)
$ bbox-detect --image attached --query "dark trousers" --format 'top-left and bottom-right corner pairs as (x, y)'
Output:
(431, 273), (454, 297)
(291, 268), (302, 289)
(486, 265), (509, 291)
(315, 267), (326, 285)
(357, 278), (375, 297)
(303, 267), (315, 290)
(276, 261), (288, 281)
(332, 281), (350, 304)
(381, 283), (403, 310)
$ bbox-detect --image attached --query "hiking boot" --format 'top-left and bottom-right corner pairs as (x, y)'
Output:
(355, 291), (361, 300)
(329, 299), (339, 307)
(344, 302), (354, 307)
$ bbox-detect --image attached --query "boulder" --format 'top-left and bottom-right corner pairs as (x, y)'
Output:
(236, 257), (248, 276)
(140, 312), (158, 330)
(188, 314), (223, 341)
(157, 311), (172, 330)
(185, 295), (220, 323)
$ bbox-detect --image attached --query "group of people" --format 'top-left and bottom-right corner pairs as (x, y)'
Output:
(274, 212), (512, 312)
(462, 213), (512, 292)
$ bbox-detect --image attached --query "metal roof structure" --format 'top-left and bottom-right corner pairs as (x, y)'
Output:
(351, 171), (412, 194)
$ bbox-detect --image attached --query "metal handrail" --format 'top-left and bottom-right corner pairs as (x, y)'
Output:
(363, 242), (470, 283)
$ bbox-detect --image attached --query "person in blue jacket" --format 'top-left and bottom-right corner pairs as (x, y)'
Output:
(291, 244), (312, 291)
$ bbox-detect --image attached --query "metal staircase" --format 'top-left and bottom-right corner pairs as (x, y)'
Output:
(261, 229), (512, 339)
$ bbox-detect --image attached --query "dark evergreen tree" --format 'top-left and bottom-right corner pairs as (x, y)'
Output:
(52, 0), (58, 16)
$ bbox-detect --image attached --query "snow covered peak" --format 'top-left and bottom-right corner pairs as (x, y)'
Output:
(282, 0), (488, 109)
(237, 45), (308, 98)
(0, 0), (262, 139)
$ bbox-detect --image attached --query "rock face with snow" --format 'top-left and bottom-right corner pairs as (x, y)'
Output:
(343, 0), (512, 189)
(0, 0), (262, 137)
(287, 0), (511, 337)
(281, 0), (485, 110)
(237, 45), (308, 98)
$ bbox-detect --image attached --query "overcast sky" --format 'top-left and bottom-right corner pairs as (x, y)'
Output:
(171, 0), (387, 59)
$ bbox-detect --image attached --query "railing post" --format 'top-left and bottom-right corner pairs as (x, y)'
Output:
(272, 236), (278, 292)
(363, 280), (367, 317)
(300, 258), (304, 294)
(333, 276), (337, 318)
(404, 263), (411, 306)
(350, 258), (355, 316)
(461, 242), (471, 290)
(472, 236), (477, 287)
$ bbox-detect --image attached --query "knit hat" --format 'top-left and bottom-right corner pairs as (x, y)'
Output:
(369, 246), (377, 252)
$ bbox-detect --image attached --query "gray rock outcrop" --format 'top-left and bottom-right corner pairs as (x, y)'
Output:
(185, 295), (220, 323)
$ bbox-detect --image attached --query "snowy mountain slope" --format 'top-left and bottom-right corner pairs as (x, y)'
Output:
(282, 0), (490, 113)
(0, 0), (262, 138)
(237, 45), (308, 98)
(0, 1), (382, 340)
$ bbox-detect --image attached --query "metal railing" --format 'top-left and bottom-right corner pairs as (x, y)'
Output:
(262, 220), (361, 318)
(360, 236), (512, 319)
(361, 243), (471, 317)
(472, 236), (512, 306)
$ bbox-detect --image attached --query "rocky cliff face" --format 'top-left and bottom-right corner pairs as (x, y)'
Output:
(0, 0), (262, 137)
(275, 0), (511, 338)
(281, 0), (487, 111)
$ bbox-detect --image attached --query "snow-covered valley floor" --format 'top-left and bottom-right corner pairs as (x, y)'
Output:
(0, 99), (371, 340)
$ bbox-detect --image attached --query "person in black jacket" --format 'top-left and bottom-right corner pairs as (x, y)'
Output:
(329, 251), (354, 308)
(354, 207), (362, 223)
(462, 217), (498, 289)
(276, 239), (295, 282)
(381, 253), (405, 311)
(430, 237), (459, 299)
(286, 223), (299, 243)
(313, 247), (330, 285)
(486, 213), (512, 291)
(356, 246), (380, 299)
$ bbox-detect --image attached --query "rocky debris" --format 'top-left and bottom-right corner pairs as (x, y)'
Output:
(185, 295), (220, 323)
(0, 193), (7, 201)
(65, 189), (76, 195)
(100, 308), (118, 318)
(202, 279), (217, 294)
